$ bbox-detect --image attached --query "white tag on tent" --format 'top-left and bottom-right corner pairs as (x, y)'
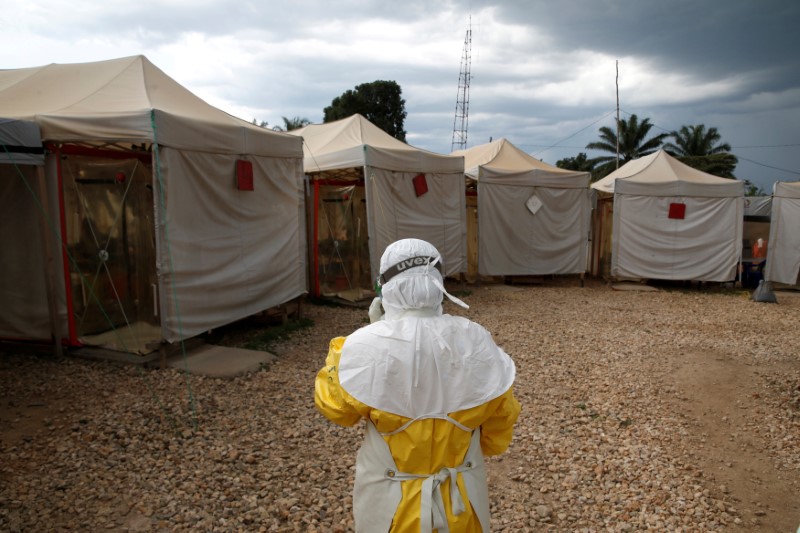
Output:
(526, 193), (543, 215)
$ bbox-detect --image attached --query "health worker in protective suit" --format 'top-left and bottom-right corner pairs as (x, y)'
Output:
(315, 238), (520, 532)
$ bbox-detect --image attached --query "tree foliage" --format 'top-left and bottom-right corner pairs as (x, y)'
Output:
(556, 152), (595, 173)
(323, 80), (407, 141)
(585, 114), (669, 180)
(663, 124), (738, 178)
(675, 154), (739, 179)
(744, 180), (765, 196)
(272, 116), (311, 132)
(663, 124), (730, 156)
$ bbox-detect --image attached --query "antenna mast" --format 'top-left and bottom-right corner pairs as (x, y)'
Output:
(451, 20), (472, 152)
(615, 60), (620, 168)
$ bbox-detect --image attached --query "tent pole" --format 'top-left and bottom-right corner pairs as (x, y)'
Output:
(35, 164), (62, 356)
(51, 146), (79, 346)
(313, 179), (320, 297)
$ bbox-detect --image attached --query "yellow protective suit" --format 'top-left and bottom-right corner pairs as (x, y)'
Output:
(315, 336), (521, 532)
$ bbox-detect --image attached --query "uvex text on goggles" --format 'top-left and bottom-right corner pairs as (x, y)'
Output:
(377, 256), (442, 286)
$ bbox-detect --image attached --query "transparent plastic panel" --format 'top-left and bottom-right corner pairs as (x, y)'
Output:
(62, 155), (159, 352)
(316, 184), (371, 300)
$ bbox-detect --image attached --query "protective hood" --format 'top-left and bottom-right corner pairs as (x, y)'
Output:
(378, 238), (467, 320)
(339, 238), (516, 419)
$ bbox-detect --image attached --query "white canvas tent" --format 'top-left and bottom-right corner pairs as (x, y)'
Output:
(744, 196), (772, 218)
(453, 138), (591, 276)
(591, 150), (744, 282)
(765, 181), (800, 285)
(289, 114), (466, 298)
(0, 56), (306, 354)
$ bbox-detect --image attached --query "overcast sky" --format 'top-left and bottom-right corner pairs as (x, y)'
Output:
(2, 0), (799, 191)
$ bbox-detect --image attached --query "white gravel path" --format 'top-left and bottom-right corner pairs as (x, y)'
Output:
(1, 279), (798, 532)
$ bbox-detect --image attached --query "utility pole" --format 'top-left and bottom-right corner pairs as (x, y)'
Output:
(616, 60), (620, 168)
(451, 20), (472, 152)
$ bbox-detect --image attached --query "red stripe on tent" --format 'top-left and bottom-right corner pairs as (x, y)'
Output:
(51, 146), (81, 347)
(313, 180), (321, 298)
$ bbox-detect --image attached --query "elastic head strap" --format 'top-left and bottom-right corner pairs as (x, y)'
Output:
(379, 256), (442, 285)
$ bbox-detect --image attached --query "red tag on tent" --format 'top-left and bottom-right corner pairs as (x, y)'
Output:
(236, 160), (254, 191)
(413, 173), (428, 197)
(668, 203), (686, 219)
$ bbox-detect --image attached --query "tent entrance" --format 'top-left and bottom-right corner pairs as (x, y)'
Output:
(60, 149), (160, 353)
(590, 196), (614, 279)
(313, 180), (372, 301)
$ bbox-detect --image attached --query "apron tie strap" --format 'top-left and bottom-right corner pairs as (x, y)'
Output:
(416, 466), (468, 533)
(373, 421), (481, 532)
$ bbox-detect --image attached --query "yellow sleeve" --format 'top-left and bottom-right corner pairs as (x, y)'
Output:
(479, 387), (521, 456)
(314, 336), (367, 427)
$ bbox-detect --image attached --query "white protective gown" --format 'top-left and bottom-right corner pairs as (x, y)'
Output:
(316, 238), (519, 532)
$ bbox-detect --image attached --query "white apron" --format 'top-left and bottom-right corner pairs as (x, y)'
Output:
(353, 416), (491, 533)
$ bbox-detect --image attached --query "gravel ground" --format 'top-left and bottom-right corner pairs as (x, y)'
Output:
(1, 278), (799, 532)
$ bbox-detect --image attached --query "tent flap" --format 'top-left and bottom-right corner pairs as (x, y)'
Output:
(158, 148), (306, 342)
(765, 181), (800, 285)
(611, 195), (743, 282)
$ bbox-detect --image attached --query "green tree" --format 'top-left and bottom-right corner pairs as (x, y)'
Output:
(586, 114), (669, 180)
(273, 116), (311, 132)
(556, 152), (595, 173)
(663, 124), (738, 178)
(744, 180), (764, 196)
(323, 80), (407, 141)
(251, 118), (269, 128)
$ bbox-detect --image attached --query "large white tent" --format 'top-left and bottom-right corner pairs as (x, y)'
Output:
(289, 114), (465, 298)
(0, 56), (306, 354)
(765, 181), (800, 286)
(453, 138), (591, 276)
(591, 150), (744, 282)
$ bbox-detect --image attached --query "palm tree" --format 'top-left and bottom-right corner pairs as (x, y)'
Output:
(663, 124), (738, 178)
(585, 114), (669, 180)
(663, 124), (730, 156)
(272, 116), (311, 132)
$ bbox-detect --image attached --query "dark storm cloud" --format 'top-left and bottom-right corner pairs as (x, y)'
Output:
(2, 0), (799, 189)
(476, 0), (800, 92)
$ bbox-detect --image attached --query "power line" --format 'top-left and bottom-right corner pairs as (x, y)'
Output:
(511, 107), (799, 172)
(619, 108), (800, 149)
(732, 143), (800, 149)
(531, 109), (616, 157)
(616, 108), (800, 174)
(736, 155), (800, 175)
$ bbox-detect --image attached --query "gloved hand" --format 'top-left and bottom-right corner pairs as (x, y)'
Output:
(368, 297), (384, 323)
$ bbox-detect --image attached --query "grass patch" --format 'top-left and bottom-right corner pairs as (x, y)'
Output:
(307, 296), (348, 308)
(449, 289), (472, 298)
(208, 317), (314, 353)
(243, 318), (314, 352)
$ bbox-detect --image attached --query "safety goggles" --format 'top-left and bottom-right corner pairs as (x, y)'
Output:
(377, 256), (442, 286)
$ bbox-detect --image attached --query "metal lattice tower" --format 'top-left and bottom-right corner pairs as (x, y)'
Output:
(451, 22), (472, 152)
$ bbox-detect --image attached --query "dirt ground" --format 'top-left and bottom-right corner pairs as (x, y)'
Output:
(1, 279), (799, 532)
(668, 348), (799, 532)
